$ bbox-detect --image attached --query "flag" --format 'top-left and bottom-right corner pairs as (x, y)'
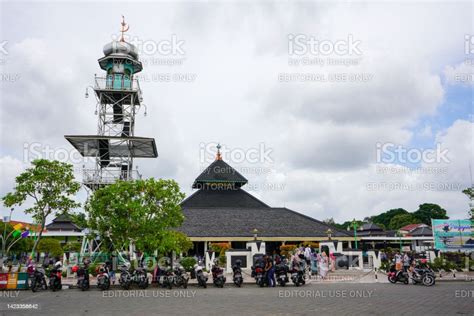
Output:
(12, 230), (21, 238)
(21, 230), (29, 238)
(13, 223), (23, 230)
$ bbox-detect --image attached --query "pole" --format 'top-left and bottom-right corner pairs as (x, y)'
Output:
(352, 219), (358, 250)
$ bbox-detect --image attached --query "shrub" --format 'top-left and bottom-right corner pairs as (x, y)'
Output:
(37, 239), (64, 258)
(180, 257), (197, 272)
(279, 244), (297, 258)
(209, 242), (230, 257)
(379, 260), (391, 272)
(63, 242), (81, 253)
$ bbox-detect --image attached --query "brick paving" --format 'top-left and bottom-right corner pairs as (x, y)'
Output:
(0, 282), (472, 315)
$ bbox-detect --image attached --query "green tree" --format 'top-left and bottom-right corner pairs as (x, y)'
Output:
(413, 203), (449, 225)
(70, 212), (87, 229)
(2, 159), (81, 254)
(462, 188), (473, 219)
(85, 178), (189, 254)
(37, 238), (64, 258)
(323, 218), (336, 225)
(389, 213), (420, 230)
(370, 208), (409, 228)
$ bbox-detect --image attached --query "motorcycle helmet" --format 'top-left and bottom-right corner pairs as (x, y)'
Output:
(72, 265), (79, 273)
(54, 261), (63, 269)
(235, 259), (242, 266)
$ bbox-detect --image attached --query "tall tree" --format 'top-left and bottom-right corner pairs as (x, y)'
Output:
(413, 203), (449, 225)
(462, 187), (473, 219)
(389, 213), (421, 230)
(2, 159), (80, 254)
(370, 208), (409, 228)
(85, 178), (189, 254)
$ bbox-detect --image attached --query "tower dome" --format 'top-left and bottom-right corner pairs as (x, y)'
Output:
(102, 40), (139, 60)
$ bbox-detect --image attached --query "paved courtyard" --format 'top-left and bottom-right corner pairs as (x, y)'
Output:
(0, 282), (472, 315)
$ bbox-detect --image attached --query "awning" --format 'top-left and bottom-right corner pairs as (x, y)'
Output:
(64, 135), (158, 158)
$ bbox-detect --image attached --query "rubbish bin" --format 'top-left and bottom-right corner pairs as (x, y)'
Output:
(0, 273), (7, 289)
(6, 273), (18, 289)
(16, 273), (28, 289)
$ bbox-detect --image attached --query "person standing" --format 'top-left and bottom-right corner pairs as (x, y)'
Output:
(265, 256), (275, 287)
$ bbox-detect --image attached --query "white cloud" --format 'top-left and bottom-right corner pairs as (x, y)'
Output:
(0, 2), (471, 224)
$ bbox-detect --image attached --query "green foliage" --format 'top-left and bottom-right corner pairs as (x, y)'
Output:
(62, 242), (81, 253)
(379, 260), (391, 272)
(333, 220), (365, 230)
(85, 178), (187, 254)
(413, 203), (449, 225)
(88, 263), (98, 277)
(2, 159), (81, 254)
(389, 213), (421, 230)
(37, 238), (64, 258)
(462, 188), (473, 219)
(70, 212), (87, 229)
(157, 231), (193, 255)
(180, 257), (197, 272)
(370, 208), (408, 228)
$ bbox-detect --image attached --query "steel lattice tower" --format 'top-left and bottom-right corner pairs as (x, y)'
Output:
(65, 19), (157, 190)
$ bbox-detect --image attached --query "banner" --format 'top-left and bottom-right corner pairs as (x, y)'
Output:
(432, 219), (474, 251)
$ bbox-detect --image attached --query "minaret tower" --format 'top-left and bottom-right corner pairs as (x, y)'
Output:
(65, 17), (158, 190)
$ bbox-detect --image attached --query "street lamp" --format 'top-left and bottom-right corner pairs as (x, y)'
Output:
(252, 228), (259, 241)
(326, 228), (332, 241)
(347, 218), (358, 250)
(1, 208), (14, 256)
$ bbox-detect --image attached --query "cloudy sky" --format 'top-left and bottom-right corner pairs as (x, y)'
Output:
(0, 1), (472, 224)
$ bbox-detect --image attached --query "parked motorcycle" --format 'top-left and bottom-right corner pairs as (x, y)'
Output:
(173, 264), (189, 289)
(194, 262), (208, 288)
(154, 265), (174, 289)
(290, 260), (305, 287)
(387, 263), (409, 284)
(275, 259), (289, 287)
(411, 261), (436, 286)
(211, 260), (226, 288)
(132, 266), (149, 289)
(97, 264), (111, 291)
(119, 263), (132, 290)
(49, 260), (63, 291)
(232, 260), (243, 287)
(251, 259), (267, 287)
(27, 263), (47, 292)
(76, 264), (90, 291)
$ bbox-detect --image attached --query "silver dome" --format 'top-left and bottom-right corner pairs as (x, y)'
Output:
(103, 41), (139, 60)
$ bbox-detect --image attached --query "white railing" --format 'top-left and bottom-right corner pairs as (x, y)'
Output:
(94, 75), (142, 98)
(83, 168), (142, 186)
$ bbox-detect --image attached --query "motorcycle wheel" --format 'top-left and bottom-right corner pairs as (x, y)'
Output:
(423, 274), (435, 287)
(403, 279), (409, 285)
(280, 281), (286, 287)
(31, 279), (37, 292)
(388, 276), (397, 284)
(183, 279), (188, 289)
